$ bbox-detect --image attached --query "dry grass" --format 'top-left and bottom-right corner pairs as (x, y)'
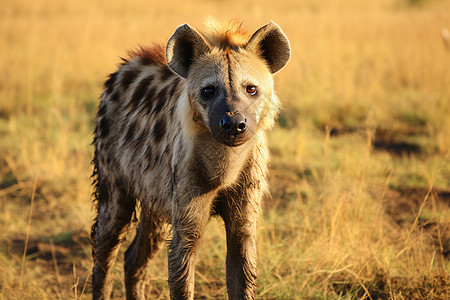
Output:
(1, 0), (449, 299)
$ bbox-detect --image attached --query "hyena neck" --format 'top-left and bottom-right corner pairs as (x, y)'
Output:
(192, 133), (257, 189)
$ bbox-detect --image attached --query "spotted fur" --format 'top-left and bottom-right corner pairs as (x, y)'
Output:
(91, 20), (290, 300)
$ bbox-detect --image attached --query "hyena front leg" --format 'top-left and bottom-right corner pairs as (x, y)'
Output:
(92, 178), (136, 300)
(168, 193), (215, 300)
(219, 186), (262, 300)
(124, 210), (169, 300)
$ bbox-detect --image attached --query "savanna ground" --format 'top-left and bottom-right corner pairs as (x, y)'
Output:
(1, 0), (449, 299)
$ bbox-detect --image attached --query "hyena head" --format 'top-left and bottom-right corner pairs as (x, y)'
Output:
(166, 21), (290, 147)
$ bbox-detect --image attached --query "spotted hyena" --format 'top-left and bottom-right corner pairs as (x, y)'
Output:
(91, 20), (290, 300)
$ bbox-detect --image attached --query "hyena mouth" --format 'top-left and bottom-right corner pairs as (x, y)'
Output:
(215, 133), (247, 147)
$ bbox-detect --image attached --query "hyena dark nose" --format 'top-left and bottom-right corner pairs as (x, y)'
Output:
(220, 112), (247, 135)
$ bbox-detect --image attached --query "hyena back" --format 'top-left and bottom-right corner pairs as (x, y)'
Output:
(91, 20), (290, 300)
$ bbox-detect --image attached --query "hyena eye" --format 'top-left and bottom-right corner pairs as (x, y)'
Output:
(202, 86), (215, 97)
(246, 85), (257, 96)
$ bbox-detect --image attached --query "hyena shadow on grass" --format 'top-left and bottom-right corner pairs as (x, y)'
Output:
(91, 19), (290, 300)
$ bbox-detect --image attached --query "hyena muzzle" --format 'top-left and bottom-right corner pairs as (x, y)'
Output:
(91, 20), (290, 300)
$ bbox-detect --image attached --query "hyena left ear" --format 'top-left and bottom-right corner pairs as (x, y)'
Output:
(166, 24), (211, 78)
(245, 21), (291, 74)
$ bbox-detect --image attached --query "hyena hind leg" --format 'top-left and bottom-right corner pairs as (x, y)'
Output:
(125, 210), (169, 300)
(92, 179), (136, 300)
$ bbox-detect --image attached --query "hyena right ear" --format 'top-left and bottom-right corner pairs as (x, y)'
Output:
(166, 24), (211, 78)
(245, 21), (291, 74)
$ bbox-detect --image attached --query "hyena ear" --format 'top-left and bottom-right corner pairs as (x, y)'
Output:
(245, 21), (291, 74)
(166, 24), (211, 78)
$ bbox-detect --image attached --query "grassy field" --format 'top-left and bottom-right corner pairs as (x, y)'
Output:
(1, 0), (449, 298)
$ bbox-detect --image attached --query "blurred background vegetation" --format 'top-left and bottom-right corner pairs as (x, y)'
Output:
(0, 0), (449, 298)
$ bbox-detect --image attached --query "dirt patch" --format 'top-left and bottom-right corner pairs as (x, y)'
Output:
(323, 126), (425, 156)
(331, 273), (450, 299)
(373, 140), (421, 156)
(1, 230), (92, 297)
(5, 230), (91, 262)
(373, 128), (423, 156)
(383, 187), (450, 259)
(328, 126), (357, 136)
(383, 187), (450, 223)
